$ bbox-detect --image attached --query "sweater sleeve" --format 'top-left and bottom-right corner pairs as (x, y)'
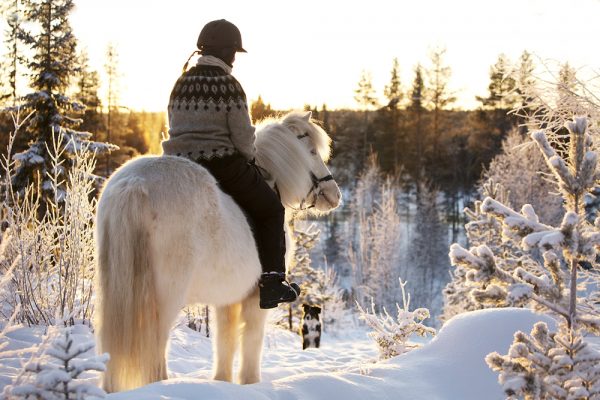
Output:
(227, 79), (256, 161)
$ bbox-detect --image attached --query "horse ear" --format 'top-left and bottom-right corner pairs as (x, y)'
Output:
(302, 111), (312, 122)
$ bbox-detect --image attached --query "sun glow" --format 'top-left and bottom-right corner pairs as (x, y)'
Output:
(5, 0), (600, 112)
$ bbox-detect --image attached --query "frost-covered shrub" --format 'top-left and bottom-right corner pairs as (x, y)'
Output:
(0, 117), (98, 325)
(357, 280), (435, 360)
(4, 326), (109, 399)
(487, 321), (600, 400)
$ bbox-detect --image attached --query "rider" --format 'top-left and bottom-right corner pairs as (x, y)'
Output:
(161, 19), (300, 309)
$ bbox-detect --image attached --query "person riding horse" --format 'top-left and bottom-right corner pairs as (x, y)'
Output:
(161, 19), (300, 309)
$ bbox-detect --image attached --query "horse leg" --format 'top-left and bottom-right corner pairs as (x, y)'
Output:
(213, 303), (241, 382)
(238, 288), (268, 384)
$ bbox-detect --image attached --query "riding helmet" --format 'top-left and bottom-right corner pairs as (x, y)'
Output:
(197, 19), (247, 52)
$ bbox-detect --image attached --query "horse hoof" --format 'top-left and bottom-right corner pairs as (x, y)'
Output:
(213, 373), (233, 383)
(238, 375), (260, 385)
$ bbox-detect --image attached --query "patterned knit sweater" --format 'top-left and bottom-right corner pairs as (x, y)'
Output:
(161, 56), (256, 161)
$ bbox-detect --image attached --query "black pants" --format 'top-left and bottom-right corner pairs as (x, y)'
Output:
(197, 153), (286, 274)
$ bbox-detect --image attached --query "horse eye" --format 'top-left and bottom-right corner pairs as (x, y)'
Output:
(310, 149), (317, 155)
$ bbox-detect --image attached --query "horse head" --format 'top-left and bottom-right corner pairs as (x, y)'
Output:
(255, 111), (341, 213)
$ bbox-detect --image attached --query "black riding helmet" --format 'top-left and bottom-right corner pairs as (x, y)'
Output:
(197, 19), (247, 53)
(182, 19), (246, 73)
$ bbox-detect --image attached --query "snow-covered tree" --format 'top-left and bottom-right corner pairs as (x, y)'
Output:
(407, 181), (449, 322)
(484, 128), (564, 225)
(346, 158), (403, 311)
(442, 180), (527, 321)
(357, 279), (436, 360)
(11, 0), (115, 202)
(512, 60), (600, 141)
(486, 321), (600, 400)
(450, 117), (600, 332)
(5, 326), (109, 399)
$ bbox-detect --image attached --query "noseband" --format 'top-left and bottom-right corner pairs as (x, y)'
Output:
(297, 172), (334, 210)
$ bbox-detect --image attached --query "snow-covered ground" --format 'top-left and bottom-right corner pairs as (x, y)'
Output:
(1, 308), (557, 400)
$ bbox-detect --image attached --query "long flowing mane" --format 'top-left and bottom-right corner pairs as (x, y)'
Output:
(254, 112), (331, 208)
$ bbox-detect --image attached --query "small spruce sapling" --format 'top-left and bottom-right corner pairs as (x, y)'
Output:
(6, 326), (109, 399)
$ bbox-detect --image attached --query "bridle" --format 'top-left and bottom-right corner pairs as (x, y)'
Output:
(297, 171), (334, 210)
(269, 131), (335, 211)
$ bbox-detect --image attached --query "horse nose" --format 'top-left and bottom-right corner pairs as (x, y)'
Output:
(335, 186), (342, 201)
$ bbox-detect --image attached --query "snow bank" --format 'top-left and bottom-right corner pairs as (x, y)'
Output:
(105, 308), (554, 400)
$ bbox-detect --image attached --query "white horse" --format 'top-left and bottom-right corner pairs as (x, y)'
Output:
(94, 111), (341, 393)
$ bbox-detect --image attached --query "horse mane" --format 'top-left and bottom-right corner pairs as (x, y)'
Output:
(254, 112), (331, 208)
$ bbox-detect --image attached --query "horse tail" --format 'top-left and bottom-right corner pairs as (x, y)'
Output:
(95, 176), (167, 392)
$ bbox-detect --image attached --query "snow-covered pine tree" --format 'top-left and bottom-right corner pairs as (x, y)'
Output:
(407, 181), (448, 322)
(449, 116), (600, 398)
(6, 326), (109, 399)
(450, 117), (600, 332)
(11, 0), (115, 203)
(442, 180), (526, 321)
(486, 321), (600, 400)
(356, 279), (435, 360)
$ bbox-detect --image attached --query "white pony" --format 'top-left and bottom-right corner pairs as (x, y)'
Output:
(94, 112), (341, 393)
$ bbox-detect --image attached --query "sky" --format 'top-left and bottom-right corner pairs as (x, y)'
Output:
(4, 0), (600, 112)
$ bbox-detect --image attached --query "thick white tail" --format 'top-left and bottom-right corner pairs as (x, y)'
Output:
(95, 177), (168, 392)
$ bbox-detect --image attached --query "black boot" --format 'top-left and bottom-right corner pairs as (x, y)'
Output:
(259, 272), (301, 309)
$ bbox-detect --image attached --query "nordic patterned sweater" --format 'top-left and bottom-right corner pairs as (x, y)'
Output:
(161, 55), (256, 161)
